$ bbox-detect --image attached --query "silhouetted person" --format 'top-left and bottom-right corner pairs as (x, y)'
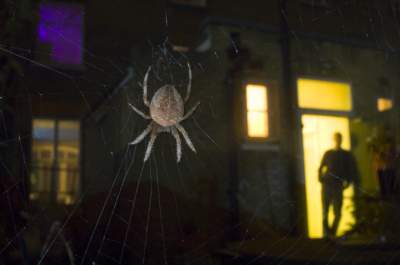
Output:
(319, 132), (358, 238)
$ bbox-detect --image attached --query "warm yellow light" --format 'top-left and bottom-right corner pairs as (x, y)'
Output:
(33, 119), (55, 130)
(246, 84), (268, 111)
(246, 84), (269, 138)
(247, 112), (269, 137)
(302, 115), (355, 238)
(31, 119), (80, 205)
(298, 79), (352, 111)
(377, 98), (393, 112)
(58, 168), (68, 193)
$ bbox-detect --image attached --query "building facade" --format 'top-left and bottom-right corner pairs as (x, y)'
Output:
(10, 0), (400, 263)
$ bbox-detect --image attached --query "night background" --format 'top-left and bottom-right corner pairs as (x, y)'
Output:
(1, 0), (400, 264)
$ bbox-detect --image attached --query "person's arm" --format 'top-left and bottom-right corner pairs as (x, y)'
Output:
(319, 152), (328, 182)
(342, 152), (356, 189)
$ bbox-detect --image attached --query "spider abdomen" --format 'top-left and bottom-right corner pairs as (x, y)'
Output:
(150, 85), (184, 127)
(129, 63), (198, 162)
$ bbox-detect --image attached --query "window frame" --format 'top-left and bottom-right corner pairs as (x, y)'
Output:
(244, 83), (270, 139)
(30, 117), (82, 205)
(296, 76), (354, 113)
(240, 78), (280, 150)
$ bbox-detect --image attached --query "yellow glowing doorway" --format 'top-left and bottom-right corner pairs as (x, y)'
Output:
(302, 115), (355, 238)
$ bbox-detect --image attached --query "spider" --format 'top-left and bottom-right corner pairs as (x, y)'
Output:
(128, 63), (200, 162)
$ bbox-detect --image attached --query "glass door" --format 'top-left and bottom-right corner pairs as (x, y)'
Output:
(297, 78), (354, 238)
(301, 114), (355, 238)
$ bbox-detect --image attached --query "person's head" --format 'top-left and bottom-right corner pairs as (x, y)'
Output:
(333, 132), (343, 149)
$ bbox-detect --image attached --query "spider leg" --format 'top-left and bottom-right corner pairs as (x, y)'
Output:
(128, 103), (150, 119)
(143, 66), (152, 107)
(129, 122), (153, 145)
(144, 128), (159, 162)
(184, 62), (192, 102)
(175, 123), (196, 153)
(181, 102), (200, 121)
(171, 127), (182, 162)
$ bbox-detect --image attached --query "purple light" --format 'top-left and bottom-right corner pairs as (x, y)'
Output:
(38, 3), (83, 65)
(38, 24), (47, 39)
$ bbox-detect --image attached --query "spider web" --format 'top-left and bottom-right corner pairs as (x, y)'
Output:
(0, 1), (400, 265)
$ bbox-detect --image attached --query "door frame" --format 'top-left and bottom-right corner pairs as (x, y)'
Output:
(295, 76), (354, 237)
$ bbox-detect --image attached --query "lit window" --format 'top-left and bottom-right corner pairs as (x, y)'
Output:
(377, 98), (393, 112)
(31, 119), (80, 205)
(37, 3), (84, 66)
(246, 84), (269, 138)
(297, 79), (352, 111)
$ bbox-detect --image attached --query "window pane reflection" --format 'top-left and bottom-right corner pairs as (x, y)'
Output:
(57, 121), (80, 205)
(30, 119), (55, 200)
(30, 119), (80, 205)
